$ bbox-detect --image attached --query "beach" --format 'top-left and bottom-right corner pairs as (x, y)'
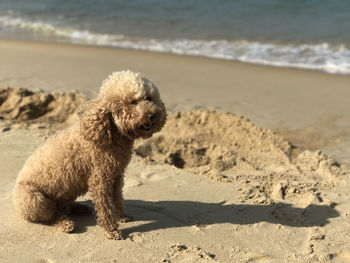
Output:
(1, 39), (350, 262)
(1, 38), (350, 162)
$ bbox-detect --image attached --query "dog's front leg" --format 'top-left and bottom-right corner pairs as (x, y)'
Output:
(88, 173), (122, 240)
(114, 175), (134, 223)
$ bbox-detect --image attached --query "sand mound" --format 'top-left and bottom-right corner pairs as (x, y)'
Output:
(135, 110), (344, 205)
(0, 86), (86, 125)
(135, 110), (294, 170)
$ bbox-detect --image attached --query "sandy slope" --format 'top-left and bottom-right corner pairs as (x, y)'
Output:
(1, 39), (350, 262)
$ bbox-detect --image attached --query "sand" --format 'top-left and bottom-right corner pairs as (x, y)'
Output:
(0, 86), (85, 125)
(134, 110), (344, 207)
(1, 39), (350, 262)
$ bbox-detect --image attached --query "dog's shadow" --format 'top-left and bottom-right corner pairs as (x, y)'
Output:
(70, 200), (97, 234)
(72, 199), (339, 235)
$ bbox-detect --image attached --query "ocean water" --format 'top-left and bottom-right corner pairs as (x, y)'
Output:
(0, 0), (350, 74)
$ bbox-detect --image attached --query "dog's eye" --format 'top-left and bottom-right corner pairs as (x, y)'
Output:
(131, 99), (138, 105)
(146, 96), (152, 102)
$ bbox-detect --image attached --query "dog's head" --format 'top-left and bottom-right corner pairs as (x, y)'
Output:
(81, 71), (167, 144)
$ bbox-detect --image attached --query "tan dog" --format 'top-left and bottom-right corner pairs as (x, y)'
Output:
(13, 71), (167, 239)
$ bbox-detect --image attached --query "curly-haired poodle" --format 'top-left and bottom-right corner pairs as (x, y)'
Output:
(13, 71), (167, 239)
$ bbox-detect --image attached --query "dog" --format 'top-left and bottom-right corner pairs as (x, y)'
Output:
(13, 70), (167, 239)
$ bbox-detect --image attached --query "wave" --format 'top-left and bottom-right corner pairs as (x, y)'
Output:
(1, 15), (350, 74)
(110, 39), (350, 74)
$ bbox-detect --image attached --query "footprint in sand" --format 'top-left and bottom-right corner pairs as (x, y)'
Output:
(163, 244), (216, 262)
(124, 171), (166, 188)
(129, 232), (145, 244)
(139, 171), (165, 182)
(124, 177), (143, 188)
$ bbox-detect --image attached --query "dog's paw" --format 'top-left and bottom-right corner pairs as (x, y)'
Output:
(118, 214), (134, 223)
(60, 219), (75, 233)
(105, 229), (123, 240)
(53, 215), (75, 233)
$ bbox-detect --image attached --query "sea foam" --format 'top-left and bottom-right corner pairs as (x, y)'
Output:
(1, 15), (350, 74)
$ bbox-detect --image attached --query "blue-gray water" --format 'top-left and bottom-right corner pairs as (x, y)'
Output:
(1, 0), (350, 74)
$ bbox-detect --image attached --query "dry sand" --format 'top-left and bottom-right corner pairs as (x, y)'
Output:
(1, 39), (350, 262)
(0, 86), (85, 124)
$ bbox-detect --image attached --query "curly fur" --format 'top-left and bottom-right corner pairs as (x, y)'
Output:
(13, 71), (167, 239)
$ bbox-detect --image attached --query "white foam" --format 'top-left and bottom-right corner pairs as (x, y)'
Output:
(1, 15), (350, 74)
(0, 15), (57, 32)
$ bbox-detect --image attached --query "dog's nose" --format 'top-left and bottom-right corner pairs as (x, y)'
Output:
(148, 113), (156, 122)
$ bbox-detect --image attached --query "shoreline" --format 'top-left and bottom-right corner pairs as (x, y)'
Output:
(1, 37), (349, 76)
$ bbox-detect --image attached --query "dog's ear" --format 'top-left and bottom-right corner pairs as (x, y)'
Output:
(80, 100), (113, 145)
